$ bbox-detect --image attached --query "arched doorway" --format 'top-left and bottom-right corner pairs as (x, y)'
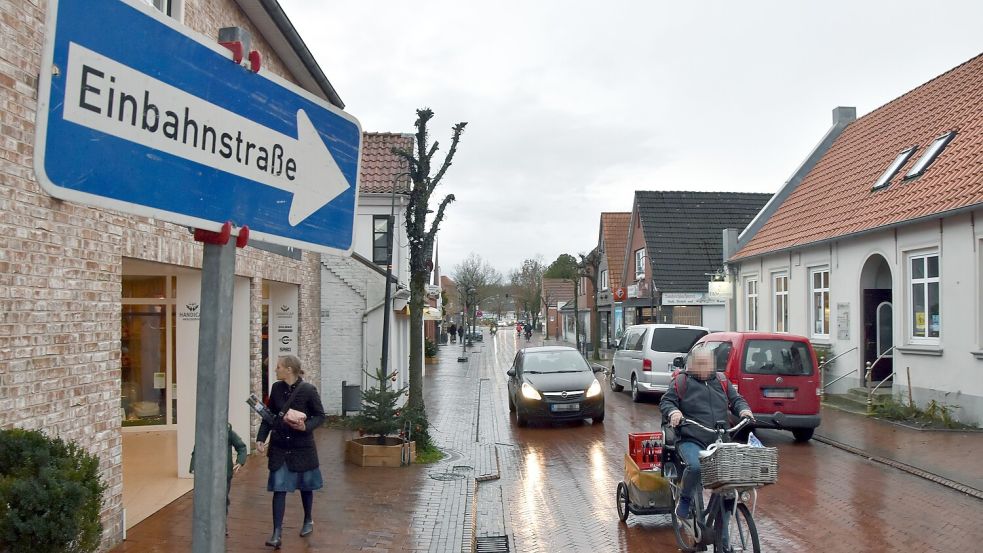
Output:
(859, 254), (893, 384)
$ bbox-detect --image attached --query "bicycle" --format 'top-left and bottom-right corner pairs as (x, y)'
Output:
(661, 417), (776, 552)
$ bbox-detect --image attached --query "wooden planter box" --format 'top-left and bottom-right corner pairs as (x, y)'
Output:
(425, 356), (439, 365)
(346, 436), (416, 467)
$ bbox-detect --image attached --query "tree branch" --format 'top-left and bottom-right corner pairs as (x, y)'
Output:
(426, 193), (455, 242)
(429, 122), (467, 193)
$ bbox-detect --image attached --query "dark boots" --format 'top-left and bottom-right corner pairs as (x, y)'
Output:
(265, 527), (282, 549)
(300, 519), (314, 537)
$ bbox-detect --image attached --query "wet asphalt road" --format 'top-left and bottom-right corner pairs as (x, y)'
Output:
(479, 333), (983, 552)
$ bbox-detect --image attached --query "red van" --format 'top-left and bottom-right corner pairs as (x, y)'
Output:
(685, 332), (820, 442)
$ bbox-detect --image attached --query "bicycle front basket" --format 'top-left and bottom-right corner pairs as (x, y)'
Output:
(699, 444), (778, 489)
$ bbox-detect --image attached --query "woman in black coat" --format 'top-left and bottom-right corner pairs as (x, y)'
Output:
(256, 355), (325, 549)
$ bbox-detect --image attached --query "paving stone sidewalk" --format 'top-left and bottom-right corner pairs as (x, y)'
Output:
(112, 342), (496, 553)
(815, 405), (983, 493)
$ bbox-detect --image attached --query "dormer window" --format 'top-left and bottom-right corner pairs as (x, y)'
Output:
(905, 131), (956, 179)
(872, 146), (917, 190)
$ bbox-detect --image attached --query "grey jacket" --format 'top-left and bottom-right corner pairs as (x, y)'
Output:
(659, 372), (750, 448)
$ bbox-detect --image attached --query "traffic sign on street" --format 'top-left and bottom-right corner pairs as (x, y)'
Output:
(35, 0), (362, 255)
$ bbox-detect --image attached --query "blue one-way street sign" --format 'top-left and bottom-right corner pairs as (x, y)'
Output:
(35, 0), (362, 255)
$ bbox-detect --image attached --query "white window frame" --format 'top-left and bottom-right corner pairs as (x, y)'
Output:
(773, 272), (789, 333)
(144, 0), (184, 22)
(907, 250), (940, 344)
(600, 269), (609, 291)
(634, 248), (646, 281)
(810, 267), (830, 338)
(745, 277), (758, 331)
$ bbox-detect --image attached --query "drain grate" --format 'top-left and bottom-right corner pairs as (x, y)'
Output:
(475, 535), (510, 553)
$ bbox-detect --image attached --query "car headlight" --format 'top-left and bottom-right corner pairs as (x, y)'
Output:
(586, 379), (602, 398)
(521, 382), (542, 400)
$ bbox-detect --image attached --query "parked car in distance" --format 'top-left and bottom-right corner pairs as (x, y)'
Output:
(507, 346), (605, 426)
(610, 324), (709, 402)
(682, 331), (821, 442)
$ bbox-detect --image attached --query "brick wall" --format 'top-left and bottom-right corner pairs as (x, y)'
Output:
(0, 0), (325, 549)
(320, 255), (387, 414)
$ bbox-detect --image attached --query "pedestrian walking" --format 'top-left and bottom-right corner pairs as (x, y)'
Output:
(448, 322), (457, 343)
(189, 422), (247, 535)
(256, 355), (325, 549)
(457, 324), (465, 342)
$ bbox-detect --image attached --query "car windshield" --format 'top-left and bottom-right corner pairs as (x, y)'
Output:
(523, 350), (590, 373)
(651, 328), (708, 353)
(743, 340), (814, 376)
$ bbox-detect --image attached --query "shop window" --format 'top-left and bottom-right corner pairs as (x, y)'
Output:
(810, 268), (830, 337)
(746, 278), (758, 331)
(121, 304), (167, 426)
(773, 273), (788, 333)
(908, 252), (940, 341)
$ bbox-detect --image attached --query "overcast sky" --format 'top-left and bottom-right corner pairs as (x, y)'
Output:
(279, 0), (983, 276)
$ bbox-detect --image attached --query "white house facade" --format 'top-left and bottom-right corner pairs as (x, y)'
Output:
(319, 133), (414, 414)
(727, 55), (983, 426)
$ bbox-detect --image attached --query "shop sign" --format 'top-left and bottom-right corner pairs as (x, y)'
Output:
(35, 0), (362, 255)
(661, 292), (722, 305)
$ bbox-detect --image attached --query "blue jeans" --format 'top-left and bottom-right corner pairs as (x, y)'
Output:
(678, 440), (703, 509)
(679, 440), (733, 542)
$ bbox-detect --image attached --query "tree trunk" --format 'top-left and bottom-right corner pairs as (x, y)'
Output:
(591, 287), (600, 360)
(407, 272), (426, 410)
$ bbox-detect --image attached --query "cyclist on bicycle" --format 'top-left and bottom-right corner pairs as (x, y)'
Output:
(660, 347), (754, 521)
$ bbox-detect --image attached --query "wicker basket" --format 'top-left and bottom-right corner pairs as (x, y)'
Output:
(699, 444), (778, 489)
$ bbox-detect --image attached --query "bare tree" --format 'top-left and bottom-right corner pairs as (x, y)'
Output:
(578, 248), (602, 360)
(391, 108), (466, 446)
(509, 256), (545, 327)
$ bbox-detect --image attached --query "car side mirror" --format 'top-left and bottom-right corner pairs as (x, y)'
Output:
(672, 356), (685, 369)
(591, 363), (605, 373)
(507, 368), (516, 377)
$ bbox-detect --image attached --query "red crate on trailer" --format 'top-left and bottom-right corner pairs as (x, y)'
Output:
(628, 432), (663, 471)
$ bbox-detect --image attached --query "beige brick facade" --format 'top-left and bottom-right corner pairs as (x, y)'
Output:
(0, 1), (326, 549)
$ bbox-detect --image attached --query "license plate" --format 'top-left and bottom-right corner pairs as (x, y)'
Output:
(551, 403), (580, 412)
(763, 388), (795, 399)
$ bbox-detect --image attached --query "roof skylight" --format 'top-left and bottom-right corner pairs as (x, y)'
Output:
(872, 146), (917, 190)
(905, 131), (956, 179)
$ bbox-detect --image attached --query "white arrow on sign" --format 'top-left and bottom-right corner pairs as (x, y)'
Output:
(62, 42), (348, 226)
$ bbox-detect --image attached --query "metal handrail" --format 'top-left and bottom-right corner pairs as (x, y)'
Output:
(865, 346), (897, 413)
(864, 346), (896, 386)
(822, 368), (859, 391)
(819, 346), (860, 395)
(818, 346), (858, 371)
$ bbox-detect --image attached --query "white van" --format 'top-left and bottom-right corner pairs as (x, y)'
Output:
(610, 324), (709, 401)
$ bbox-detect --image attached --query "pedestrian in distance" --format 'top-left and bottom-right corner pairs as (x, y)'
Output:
(659, 348), (753, 523)
(457, 324), (465, 342)
(256, 355), (325, 549)
(189, 422), (247, 536)
(448, 322), (457, 343)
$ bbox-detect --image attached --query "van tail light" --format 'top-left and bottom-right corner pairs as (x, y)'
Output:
(642, 359), (652, 371)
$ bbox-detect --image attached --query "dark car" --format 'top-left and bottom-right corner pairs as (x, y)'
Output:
(507, 346), (605, 426)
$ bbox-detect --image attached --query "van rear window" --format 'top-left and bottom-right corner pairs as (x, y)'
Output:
(743, 340), (814, 376)
(651, 328), (708, 353)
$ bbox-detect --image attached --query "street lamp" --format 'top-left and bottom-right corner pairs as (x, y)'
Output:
(457, 287), (475, 363)
(637, 253), (658, 324)
(380, 172), (408, 385)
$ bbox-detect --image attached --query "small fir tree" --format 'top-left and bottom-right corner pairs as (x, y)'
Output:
(351, 367), (407, 445)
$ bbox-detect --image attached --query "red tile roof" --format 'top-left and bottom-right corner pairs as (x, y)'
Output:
(599, 212), (631, 289)
(541, 278), (575, 306)
(359, 132), (413, 194)
(733, 53), (983, 260)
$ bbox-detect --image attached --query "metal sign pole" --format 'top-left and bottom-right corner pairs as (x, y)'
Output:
(191, 224), (242, 553)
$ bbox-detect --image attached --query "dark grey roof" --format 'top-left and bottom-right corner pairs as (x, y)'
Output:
(636, 191), (772, 293)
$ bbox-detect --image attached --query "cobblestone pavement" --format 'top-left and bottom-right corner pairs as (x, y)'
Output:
(115, 333), (983, 552)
